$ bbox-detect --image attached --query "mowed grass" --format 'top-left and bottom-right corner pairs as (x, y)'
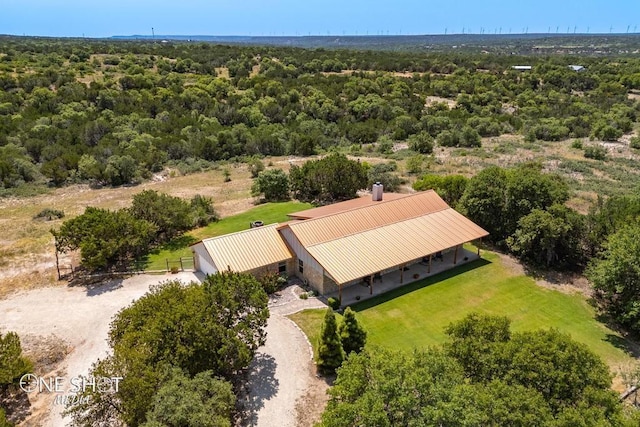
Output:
(289, 251), (634, 368)
(143, 201), (312, 270)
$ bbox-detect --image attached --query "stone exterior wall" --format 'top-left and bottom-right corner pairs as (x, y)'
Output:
(322, 274), (340, 295)
(304, 264), (325, 293)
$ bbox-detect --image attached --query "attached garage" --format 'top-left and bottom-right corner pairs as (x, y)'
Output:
(190, 223), (294, 277)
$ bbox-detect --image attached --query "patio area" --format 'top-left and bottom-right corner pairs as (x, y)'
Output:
(327, 247), (480, 307)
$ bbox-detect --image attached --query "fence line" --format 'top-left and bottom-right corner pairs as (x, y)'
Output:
(58, 256), (196, 282)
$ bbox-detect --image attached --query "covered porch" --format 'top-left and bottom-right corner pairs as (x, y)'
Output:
(327, 246), (480, 307)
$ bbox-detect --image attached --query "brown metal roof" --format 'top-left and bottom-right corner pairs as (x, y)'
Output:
(288, 193), (409, 220)
(285, 190), (450, 247)
(201, 224), (293, 273)
(306, 208), (489, 284)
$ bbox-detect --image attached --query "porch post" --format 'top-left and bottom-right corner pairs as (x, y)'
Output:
(370, 274), (374, 295)
(339, 284), (343, 302)
(428, 255), (432, 274)
(454, 246), (459, 264)
(400, 265), (404, 284)
(477, 238), (482, 256)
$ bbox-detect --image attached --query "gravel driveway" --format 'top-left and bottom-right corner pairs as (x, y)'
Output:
(242, 285), (328, 427)
(0, 272), (199, 426)
(0, 277), (328, 427)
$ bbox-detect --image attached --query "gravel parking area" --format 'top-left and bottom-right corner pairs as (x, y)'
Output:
(0, 272), (199, 426)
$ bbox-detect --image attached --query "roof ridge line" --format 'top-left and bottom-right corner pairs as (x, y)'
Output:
(291, 190), (433, 223)
(304, 205), (453, 248)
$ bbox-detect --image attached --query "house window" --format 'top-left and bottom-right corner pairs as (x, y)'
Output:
(298, 259), (304, 274)
(278, 262), (286, 274)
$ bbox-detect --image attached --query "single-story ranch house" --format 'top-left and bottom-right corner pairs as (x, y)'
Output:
(190, 186), (489, 300)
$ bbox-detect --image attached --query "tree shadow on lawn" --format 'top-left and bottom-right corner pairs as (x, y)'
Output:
(604, 333), (640, 359)
(593, 308), (640, 359)
(350, 258), (492, 312)
(137, 234), (199, 269)
(157, 234), (199, 252)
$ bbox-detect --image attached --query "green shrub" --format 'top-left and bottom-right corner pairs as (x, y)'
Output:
(630, 136), (640, 149)
(570, 139), (583, 149)
(406, 155), (424, 175)
(33, 208), (65, 221)
(376, 135), (394, 154)
(259, 272), (286, 295)
(328, 297), (341, 310)
(584, 145), (606, 160)
(248, 157), (265, 178)
(190, 194), (219, 227)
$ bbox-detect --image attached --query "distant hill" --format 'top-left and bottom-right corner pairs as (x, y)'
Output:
(111, 33), (640, 54)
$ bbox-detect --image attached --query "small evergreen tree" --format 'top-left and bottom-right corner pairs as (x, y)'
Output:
(0, 331), (33, 386)
(317, 309), (344, 374)
(338, 307), (367, 355)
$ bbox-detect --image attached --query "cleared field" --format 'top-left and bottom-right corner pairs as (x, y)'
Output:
(289, 250), (635, 370)
(0, 164), (257, 296)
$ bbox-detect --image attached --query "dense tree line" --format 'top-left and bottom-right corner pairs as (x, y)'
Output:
(52, 190), (217, 271)
(1, 37), (639, 192)
(65, 273), (268, 426)
(320, 313), (640, 426)
(416, 164), (626, 271)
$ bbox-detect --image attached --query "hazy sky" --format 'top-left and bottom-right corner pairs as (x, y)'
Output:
(2, 0), (639, 38)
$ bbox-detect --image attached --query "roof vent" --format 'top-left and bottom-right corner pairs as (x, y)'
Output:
(372, 182), (383, 201)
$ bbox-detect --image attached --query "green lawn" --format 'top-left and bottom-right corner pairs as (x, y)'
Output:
(143, 201), (312, 271)
(289, 251), (635, 368)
